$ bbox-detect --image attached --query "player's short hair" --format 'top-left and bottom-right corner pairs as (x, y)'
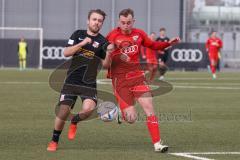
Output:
(119, 8), (134, 18)
(88, 9), (106, 21)
(160, 27), (166, 32)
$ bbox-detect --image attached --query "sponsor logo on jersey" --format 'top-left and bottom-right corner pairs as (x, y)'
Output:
(79, 48), (95, 58)
(120, 45), (138, 55)
(92, 41), (100, 48)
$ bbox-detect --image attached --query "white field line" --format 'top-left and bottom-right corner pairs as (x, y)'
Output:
(174, 85), (240, 90)
(0, 81), (47, 84)
(169, 152), (240, 160)
(96, 79), (240, 90)
(169, 153), (213, 160)
(1, 80), (240, 90)
(165, 77), (240, 80)
(183, 152), (240, 155)
(172, 82), (240, 86)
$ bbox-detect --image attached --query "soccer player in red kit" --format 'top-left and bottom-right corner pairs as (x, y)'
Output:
(141, 32), (158, 81)
(104, 8), (180, 152)
(206, 31), (223, 79)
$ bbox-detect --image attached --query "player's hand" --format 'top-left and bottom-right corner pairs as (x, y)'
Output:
(169, 37), (181, 45)
(157, 50), (164, 54)
(106, 43), (115, 53)
(80, 37), (92, 46)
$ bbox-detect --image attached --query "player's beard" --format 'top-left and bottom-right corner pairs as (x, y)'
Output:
(89, 25), (100, 34)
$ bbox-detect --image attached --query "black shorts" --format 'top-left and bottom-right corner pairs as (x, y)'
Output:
(157, 52), (169, 63)
(57, 84), (97, 109)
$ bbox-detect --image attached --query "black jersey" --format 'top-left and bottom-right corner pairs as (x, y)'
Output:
(156, 36), (170, 62)
(64, 30), (109, 88)
(156, 36), (170, 43)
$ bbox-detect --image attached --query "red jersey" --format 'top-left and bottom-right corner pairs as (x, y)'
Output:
(106, 28), (170, 78)
(206, 37), (223, 54)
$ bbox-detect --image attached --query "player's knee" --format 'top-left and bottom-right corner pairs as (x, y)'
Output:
(124, 112), (137, 124)
(79, 109), (94, 120)
(56, 104), (71, 121)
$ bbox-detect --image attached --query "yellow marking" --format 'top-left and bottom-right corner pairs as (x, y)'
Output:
(79, 48), (95, 57)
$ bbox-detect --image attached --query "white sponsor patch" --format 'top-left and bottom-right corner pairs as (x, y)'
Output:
(60, 94), (65, 101)
(68, 39), (74, 45)
(93, 41), (99, 48)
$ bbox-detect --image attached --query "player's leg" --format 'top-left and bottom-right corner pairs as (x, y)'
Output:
(114, 88), (137, 123)
(18, 54), (23, 70)
(47, 104), (71, 151)
(22, 53), (26, 69)
(158, 63), (168, 80)
(136, 92), (168, 152)
(121, 106), (137, 123)
(149, 64), (158, 82)
(157, 58), (168, 80)
(112, 77), (138, 124)
(146, 58), (158, 82)
(209, 56), (217, 79)
(47, 94), (77, 151)
(158, 53), (168, 80)
(68, 98), (97, 140)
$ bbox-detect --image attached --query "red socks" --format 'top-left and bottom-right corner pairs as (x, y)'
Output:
(146, 115), (160, 144)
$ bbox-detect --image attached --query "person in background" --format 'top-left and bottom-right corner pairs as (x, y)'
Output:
(18, 37), (28, 70)
(206, 31), (223, 79)
(156, 28), (170, 80)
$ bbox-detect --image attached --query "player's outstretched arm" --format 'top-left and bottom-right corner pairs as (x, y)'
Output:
(102, 43), (114, 68)
(163, 37), (181, 50)
(63, 37), (92, 57)
(169, 37), (181, 45)
(142, 29), (180, 51)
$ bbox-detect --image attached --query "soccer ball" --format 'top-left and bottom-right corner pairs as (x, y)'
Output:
(97, 101), (119, 122)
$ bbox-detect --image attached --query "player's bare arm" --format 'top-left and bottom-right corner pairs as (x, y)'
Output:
(102, 43), (114, 68)
(143, 32), (180, 51)
(63, 37), (92, 57)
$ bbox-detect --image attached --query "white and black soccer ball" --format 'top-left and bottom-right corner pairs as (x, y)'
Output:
(97, 101), (119, 122)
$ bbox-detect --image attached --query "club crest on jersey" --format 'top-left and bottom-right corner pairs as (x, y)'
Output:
(92, 41), (100, 48)
(132, 35), (139, 41)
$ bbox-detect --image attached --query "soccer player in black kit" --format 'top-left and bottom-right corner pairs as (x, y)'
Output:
(156, 28), (170, 80)
(47, 9), (112, 151)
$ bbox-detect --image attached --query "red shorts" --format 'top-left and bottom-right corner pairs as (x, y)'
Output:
(209, 52), (218, 62)
(112, 73), (151, 111)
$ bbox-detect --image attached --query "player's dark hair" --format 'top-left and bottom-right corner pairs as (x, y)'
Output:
(160, 27), (166, 32)
(150, 32), (156, 35)
(211, 30), (217, 34)
(88, 9), (106, 21)
(119, 8), (134, 18)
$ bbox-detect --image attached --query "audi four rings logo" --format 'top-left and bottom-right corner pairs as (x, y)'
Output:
(120, 45), (138, 55)
(42, 46), (70, 60)
(171, 49), (203, 62)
